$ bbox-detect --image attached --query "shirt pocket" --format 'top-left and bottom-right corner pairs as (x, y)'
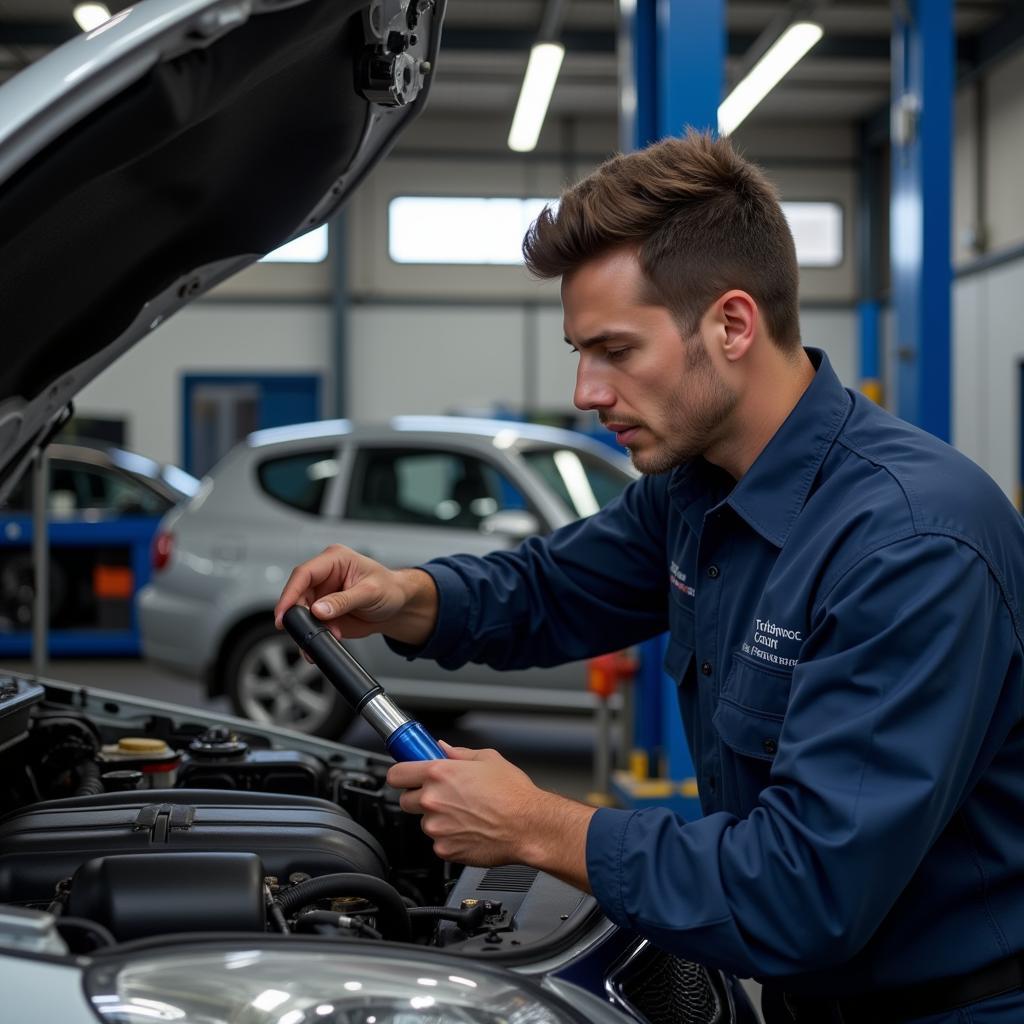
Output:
(711, 654), (792, 809)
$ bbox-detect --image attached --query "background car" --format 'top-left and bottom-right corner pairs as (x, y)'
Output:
(0, 442), (198, 651)
(140, 416), (636, 736)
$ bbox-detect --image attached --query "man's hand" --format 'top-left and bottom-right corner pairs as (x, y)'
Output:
(387, 741), (596, 891)
(274, 544), (437, 647)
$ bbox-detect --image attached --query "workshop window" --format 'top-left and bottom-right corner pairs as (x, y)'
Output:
(260, 224), (329, 263)
(346, 448), (529, 529)
(781, 201), (844, 267)
(388, 196), (557, 265)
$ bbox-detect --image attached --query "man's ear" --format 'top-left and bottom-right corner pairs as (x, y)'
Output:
(716, 290), (758, 363)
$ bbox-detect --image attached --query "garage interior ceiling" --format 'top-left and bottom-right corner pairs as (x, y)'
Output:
(0, 1), (1018, 129)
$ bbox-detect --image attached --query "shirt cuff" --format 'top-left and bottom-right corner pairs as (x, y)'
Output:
(586, 806), (640, 929)
(383, 562), (471, 662)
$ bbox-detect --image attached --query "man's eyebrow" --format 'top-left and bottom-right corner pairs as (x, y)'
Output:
(563, 330), (639, 350)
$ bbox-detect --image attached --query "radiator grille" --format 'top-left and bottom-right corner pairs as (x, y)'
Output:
(612, 944), (723, 1024)
(477, 865), (538, 892)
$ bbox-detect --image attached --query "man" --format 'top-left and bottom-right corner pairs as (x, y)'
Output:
(275, 132), (1024, 1022)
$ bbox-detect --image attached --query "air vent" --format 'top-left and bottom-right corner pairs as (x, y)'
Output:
(477, 865), (538, 893)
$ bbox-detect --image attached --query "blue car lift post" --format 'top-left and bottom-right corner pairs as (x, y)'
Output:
(608, 0), (723, 820)
(890, 0), (953, 440)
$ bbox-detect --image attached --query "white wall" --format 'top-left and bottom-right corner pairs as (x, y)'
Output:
(345, 301), (859, 423)
(74, 303), (332, 466)
(953, 258), (1024, 502)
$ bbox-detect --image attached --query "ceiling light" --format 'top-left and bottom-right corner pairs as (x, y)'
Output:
(73, 3), (111, 32)
(508, 42), (565, 153)
(717, 21), (823, 136)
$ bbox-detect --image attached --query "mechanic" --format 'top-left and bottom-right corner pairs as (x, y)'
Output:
(275, 132), (1024, 1023)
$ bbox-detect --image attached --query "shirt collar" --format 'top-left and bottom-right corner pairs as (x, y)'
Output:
(668, 348), (852, 548)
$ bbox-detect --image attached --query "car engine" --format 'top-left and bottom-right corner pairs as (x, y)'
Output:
(0, 675), (596, 957)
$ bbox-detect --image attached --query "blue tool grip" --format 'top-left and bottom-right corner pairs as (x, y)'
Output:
(386, 720), (447, 762)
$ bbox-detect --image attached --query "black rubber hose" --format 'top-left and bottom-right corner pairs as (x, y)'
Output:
(275, 873), (411, 942)
(73, 760), (104, 797)
(55, 916), (116, 952)
(407, 903), (488, 931)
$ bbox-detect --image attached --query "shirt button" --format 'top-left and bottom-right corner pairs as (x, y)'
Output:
(701, 661), (713, 676)
(762, 738), (778, 756)
(707, 565), (720, 579)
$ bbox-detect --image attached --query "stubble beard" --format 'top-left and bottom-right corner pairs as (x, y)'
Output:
(629, 341), (738, 475)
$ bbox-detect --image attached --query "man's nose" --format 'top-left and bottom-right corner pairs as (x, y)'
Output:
(573, 363), (616, 411)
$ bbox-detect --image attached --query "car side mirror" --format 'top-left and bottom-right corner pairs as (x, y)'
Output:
(478, 509), (541, 541)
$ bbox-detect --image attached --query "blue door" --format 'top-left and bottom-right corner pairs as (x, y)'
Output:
(182, 374), (321, 477)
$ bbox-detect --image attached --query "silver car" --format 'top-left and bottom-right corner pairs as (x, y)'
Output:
(139, 416), (635, 736)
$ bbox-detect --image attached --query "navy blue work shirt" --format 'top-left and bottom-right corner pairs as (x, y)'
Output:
(390, 349), (1024, 996)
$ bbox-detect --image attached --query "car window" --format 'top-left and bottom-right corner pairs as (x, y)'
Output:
(257, 449), (339, 515)
(50, 463), (171, 516)
(346, 447), (528, 529)
(519, 447), (631, 518)
(2, 462), (170, 516)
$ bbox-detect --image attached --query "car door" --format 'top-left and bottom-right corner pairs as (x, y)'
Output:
(296, 440), (589, 708)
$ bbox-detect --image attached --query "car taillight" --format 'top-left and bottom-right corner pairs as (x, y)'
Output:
(152, 531), (173, 572)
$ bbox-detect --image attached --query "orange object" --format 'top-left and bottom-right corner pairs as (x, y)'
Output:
(94, 565), (134, 600)
(587, 650), (637, 698)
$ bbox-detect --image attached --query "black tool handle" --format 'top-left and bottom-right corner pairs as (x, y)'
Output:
(282, 605), (383, 711)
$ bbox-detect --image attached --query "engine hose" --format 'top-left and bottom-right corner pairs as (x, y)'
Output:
(54, 916), (116, 953)
(407, 903), (488, 931)
(294, 911), (383, 940)
(275, 874), (411, 943)
(73, 760), (104, 797)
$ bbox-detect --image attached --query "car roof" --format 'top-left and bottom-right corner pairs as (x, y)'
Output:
(245, 416), (633, 465)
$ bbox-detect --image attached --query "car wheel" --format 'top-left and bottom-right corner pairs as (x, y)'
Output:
(225, 622), (356, 738)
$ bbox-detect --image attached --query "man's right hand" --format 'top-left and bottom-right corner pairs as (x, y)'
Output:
(273, 544), (438, 648)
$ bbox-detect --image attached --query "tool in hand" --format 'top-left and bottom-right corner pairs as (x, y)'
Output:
(282, 605), (447, 762)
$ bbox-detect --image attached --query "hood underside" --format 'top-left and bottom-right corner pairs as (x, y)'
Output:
(0, 0), (443, 496)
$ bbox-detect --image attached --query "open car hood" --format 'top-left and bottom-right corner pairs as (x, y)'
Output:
(0, 0), (444, 498)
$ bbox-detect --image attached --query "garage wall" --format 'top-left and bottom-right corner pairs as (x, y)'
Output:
(346, 301), (859, 423)
(953, 258), (1024, 501)
(74, 303), (332, 466)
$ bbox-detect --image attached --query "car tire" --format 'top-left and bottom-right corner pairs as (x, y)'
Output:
(224, 621), (356, 738)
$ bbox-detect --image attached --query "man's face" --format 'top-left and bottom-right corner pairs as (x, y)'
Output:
(562, 248), (737, 474)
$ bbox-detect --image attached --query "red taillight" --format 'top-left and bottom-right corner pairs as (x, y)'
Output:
(152, 531), (174, 572)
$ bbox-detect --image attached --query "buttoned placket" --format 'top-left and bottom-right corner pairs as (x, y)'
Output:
(694, 507), (727, 810)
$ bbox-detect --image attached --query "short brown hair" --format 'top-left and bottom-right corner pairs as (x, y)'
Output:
(523, 131), (801, 350)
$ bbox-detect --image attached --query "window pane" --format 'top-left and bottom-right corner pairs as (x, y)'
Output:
(520, 448), (632, 519)
(388, 197), (556, 265)
(257, 449), (338, 515)
(781, 201), (843, 267)
(346, 448), (528, 530)
(260, 225), (328, 263)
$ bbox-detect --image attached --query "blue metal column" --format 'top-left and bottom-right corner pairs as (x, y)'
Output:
(656, 0), (723, 137)
(612, 0), (723, 819)
(890, 1), (953, 439)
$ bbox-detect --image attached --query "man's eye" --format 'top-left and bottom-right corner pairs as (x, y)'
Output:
(606, 348), (629, 362)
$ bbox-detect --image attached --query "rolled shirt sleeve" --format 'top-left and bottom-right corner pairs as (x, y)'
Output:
(586, 534), (1022, 980)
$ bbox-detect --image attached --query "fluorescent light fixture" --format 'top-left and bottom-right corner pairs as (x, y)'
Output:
(508, 42), (565, 153)
(73, 2), (111, 31)
(717, 21), (823, 136)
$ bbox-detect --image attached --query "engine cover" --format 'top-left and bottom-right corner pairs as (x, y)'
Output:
(0, 789), (388, 904)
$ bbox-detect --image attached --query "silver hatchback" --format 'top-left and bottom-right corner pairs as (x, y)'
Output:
(139, 416), (635, 736)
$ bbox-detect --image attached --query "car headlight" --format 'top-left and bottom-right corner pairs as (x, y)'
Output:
(86, 946), (592, 1024)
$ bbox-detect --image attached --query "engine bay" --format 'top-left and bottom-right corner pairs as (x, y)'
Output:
(0, 675), (598, 959)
